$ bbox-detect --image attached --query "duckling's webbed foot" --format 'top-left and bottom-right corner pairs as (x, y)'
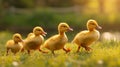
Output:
(39, 49), (48, 53)
(81, 44), (92, 51)
(84, 47), (92, 51)
(63, 47), (71, 53)
(21, 48), (24, 52)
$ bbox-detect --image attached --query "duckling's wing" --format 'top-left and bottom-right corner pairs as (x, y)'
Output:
(72, 30), (89, 44)
(6, 40), (14, 47)
(77, 30), (98, 45)
(43, 35), (61, 49)
(25, 33), (35, 41)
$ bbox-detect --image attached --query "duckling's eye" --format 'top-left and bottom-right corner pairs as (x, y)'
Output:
(91, 23), (95, 25)
(37, 29), (41, 31)
(62, 26), (66, 27)
(16, 36), (20, 39)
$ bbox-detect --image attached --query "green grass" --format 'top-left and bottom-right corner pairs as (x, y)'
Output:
(0, 32), (120, 67)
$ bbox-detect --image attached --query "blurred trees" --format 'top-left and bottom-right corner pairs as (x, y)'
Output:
(72, 0), (89, 12)
(2, 0), (34, 8)
(3, 0), (113, 15)
(116, 0), (120, 12)
(1, 0), (90, 8)
(72, 0), (89, 6)
(98, 0), (105, 13)
(43, 0), (73, 7)
(0, 0), (120, 34)
(1, 0), (120, 13)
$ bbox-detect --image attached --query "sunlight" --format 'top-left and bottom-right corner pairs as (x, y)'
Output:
(105, 0), (116, 13)
(101, 32), (120, 41)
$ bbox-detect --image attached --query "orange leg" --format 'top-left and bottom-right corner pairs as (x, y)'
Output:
(39, 49), (48, 53)
(76, 46), (81, 53)
(21, 48), (24, 52)
(27, 50), (30, 54)
(84, 46), (92, 51)
(63, 47), (70, 53)
(6, 48), (9, 56)
(51, 51), (55, 55)
(81, 43), (92, 51)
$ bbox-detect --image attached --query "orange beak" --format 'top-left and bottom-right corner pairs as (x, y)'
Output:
(68, 28), (73, 31)
(21, 40), (24, 43)
(42, 32), (47, 37)
(97, 26), (102, 29)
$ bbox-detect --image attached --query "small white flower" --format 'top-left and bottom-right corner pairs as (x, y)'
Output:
(12, 61), (19, 67)
(98, 60), (103, 64)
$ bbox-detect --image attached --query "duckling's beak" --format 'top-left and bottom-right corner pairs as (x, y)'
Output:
(21, 40), (24, 42)
(42, 32), (47, 37)
(68, 28), (73, 31)
(21, 40), (24, 43)
(97, 26), (102, 29)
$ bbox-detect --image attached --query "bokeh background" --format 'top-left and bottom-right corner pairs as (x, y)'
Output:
(0, 0), (120, 40)
(0, 1), (120, 67)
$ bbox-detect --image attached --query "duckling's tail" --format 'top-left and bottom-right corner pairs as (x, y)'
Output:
(41, 44), (49, 49)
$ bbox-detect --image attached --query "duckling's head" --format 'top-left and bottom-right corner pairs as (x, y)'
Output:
(13, 33), (23, 42)
(27, 33), (34, 38)
(33, 26), (47, 36)
(58, 22), (73, 33)
(87, 19), (102, 31)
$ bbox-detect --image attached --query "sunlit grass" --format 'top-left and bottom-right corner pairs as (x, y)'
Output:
(0, 32), (120, 67)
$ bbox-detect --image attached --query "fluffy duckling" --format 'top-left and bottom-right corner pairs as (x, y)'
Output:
(24, 33), (34, 41)
(43, 22), (73, 55)
(72, 19), (102, 52)
(5, 33), (23, 55)
(24, 26), (47, 54)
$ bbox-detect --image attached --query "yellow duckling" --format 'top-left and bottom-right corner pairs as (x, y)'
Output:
(27, 33), (34, 39)
(72, 19), (102, 52)
(24, 26), (47, 54)
(5, 33), (23, 55)
(43, 22), (73, 54)
(24, 33), (34, 41)
(20, 33), (34, 52)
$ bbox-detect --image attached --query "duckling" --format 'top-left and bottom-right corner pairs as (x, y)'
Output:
(24, 26), (47, 54)
(24, 33), (34, 41)
(5, 33), (23, 55)
(27, 33), (34, 39)
(20, 33), (34, 52)
(72, 19), (102, 52)
(43, 22), (73, 55)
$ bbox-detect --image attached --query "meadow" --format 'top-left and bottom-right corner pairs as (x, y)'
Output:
(0, 31), (120, 67)
(1, 0), (120, 67)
